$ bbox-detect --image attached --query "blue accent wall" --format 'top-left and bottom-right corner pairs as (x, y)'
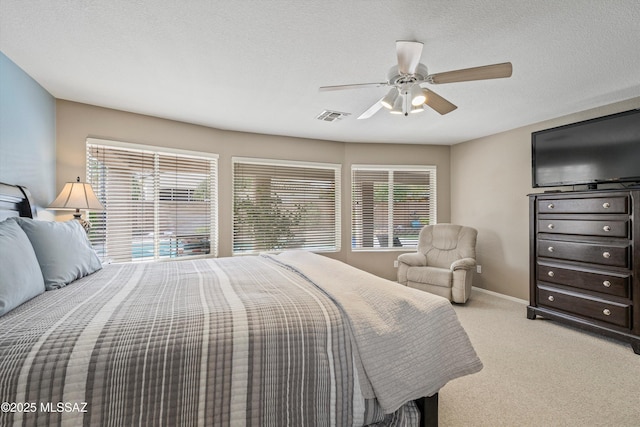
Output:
(0, 51), (56, 215)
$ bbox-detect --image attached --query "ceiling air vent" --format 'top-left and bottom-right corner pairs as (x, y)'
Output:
(316, 110), (351, 122)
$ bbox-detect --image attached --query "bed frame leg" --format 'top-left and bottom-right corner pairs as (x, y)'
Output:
(416, 393), (438, 427)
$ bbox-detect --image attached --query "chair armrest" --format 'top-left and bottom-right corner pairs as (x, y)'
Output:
(451, 257), (476, 271)
(397, 252), (427, 267)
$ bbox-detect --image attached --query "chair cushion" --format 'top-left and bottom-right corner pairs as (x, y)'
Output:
(419, 224), (477, 269)
(407, 266), (452, 288)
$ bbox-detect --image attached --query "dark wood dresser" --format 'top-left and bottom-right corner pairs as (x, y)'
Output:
(528, 189), (640, 354)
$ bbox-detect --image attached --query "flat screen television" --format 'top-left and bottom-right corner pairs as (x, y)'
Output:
(532, 108), (640, 189)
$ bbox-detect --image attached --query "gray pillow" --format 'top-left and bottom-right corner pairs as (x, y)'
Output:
(11, 217), (103, 290)
(0, 219), (45, 316)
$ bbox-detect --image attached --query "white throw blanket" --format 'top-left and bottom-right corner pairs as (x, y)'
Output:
(268, 250), (483, 413)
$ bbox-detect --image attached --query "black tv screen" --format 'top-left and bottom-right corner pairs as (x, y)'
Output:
(532, 109), (640, 188)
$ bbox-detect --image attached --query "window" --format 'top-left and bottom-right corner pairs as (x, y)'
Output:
(232, 157), (341, 254)
(86, 139), (218, 263)
(351, 165), (436, 249)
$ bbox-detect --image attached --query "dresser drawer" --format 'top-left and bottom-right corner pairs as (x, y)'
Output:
(537, 264), (630, 298)
(538, 239), (629, 267)
(537, 285), (631, 328)
(538, 219), (629, 238)
(537, 196), (628, 214)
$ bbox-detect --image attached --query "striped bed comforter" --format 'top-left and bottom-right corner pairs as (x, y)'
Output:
(0, 251), (481, 426)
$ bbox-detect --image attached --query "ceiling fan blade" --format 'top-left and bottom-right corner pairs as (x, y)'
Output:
(396, 40), (423, 75)
(423, 89), (457, 115)
(357, 97), (385, 119)
(427, 62), (513, 84)
(319, 82), (387, 92)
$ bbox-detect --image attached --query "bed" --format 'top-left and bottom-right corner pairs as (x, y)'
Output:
(0, 182), (482, 426)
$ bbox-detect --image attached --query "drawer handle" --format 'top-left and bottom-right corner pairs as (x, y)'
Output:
(603, 202), (610, 209)
(547, 271), (555, 277)
(603, 280), (611, 288)
(603, 225), (611, 232)
(548, 295), (555, 302)
(603, 308), (611, 316)
(547, 223), (555, 230)
(548, 246), (554, 253)
(547, 203), (554, 209)
(602, 251), (611, 259)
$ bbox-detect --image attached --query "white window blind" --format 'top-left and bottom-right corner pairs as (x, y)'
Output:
(232, 157), (341, 254)
(86, 139), (218, 263)
(352, 165), (436, 249)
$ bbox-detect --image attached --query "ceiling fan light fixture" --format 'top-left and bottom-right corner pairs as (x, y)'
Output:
(389, 96), (404, 114)
(409, 104), (425, 114)
(380, 88), (398, 109)
(410, 84), (426, 106)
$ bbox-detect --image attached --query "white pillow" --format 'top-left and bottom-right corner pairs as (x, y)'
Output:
(0, 219), (45, 316)
(11, 217), (103, 290)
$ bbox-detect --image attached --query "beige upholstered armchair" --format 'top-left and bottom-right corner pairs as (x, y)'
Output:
(397, 224), (477, 303)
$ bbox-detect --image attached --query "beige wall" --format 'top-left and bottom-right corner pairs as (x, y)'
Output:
(56, 98), (640, 297)
(56, 100), (451, 279)
(451, 97), (640, 300)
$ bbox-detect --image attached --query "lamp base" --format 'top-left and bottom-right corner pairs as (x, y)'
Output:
(73, 213), (91, 233)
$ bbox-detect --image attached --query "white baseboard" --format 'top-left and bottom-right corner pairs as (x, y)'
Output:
(472, 286), (528, 305)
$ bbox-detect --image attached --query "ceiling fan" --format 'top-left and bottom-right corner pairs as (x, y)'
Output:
(319, 40), (512, 119)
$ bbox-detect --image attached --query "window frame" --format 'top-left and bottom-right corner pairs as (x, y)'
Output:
(231, 156), (341, 255)
(86, 138), (219, 263)
(351, 164), (437, 251)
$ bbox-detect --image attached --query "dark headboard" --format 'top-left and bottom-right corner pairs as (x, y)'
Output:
(0, 182), (36, 220)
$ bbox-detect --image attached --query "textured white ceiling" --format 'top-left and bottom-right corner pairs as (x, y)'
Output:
(1, 0), (639, 145)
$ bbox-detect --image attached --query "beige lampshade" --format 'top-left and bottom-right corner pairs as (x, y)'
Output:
(48, 177), (105, 211)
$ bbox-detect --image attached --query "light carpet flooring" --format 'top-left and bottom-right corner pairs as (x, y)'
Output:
(438, 289), (640, 426)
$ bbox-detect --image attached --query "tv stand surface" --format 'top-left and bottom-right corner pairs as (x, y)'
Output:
(528, 188), (640, 354)
(538, 183), (640, 194)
